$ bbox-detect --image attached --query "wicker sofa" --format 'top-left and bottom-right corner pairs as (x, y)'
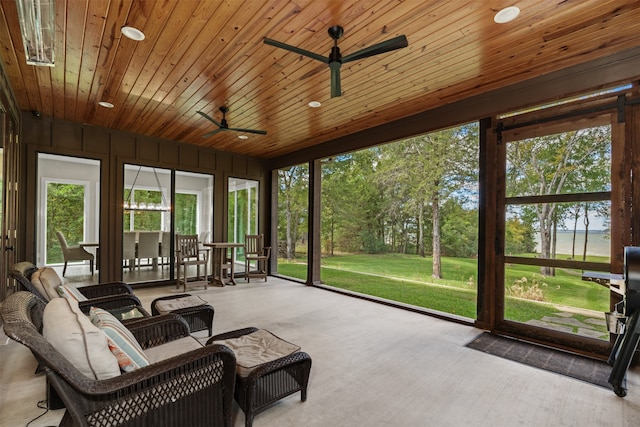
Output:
(1, 291), (236, 427)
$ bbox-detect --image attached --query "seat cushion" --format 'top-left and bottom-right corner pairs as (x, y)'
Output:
(43, 297), (120, 380)
(31, 267), (62, 301)
(213, 329), (301, 377)
(153, 295), (209, 313)
(144, 336), (204, 364)
(90, 307), (150, 372)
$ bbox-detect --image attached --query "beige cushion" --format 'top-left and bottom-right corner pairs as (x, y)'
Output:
(144, 336), (203, 364)
(153, 295), (209, 313)
(43, 297), (120, 380)
(213, 329), (301, 377)
(31, 267), (63, 301)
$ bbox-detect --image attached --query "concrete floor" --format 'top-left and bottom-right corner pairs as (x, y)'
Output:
(1, 276), (640, 427)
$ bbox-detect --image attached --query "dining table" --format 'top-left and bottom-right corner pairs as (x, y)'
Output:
(203, 242), (244, 286)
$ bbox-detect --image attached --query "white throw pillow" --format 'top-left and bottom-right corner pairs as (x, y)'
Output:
(43, 297), (120, 380)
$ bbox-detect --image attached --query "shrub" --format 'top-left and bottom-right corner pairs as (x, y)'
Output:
(508, 276), (546, 301)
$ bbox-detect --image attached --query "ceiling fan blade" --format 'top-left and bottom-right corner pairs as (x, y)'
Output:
(196, 110), (222, 128)
(202, 128), (224, 138)
(329, 61), (342, 98)
(263, 38), (327, 63)
(342, 35), (408, 63)
(229, 127), (267, 135)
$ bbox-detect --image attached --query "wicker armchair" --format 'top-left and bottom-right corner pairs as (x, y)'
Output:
(9, 262), (149, 318)
(1, 291), (237, 427)
(209, 327), (312, 427)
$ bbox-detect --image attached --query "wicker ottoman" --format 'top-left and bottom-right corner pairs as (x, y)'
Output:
(151, 294), (214, 336)
(209, 327), (312, 427)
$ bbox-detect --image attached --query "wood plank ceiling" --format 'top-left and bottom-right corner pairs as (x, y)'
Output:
(0, 0), (639, 159)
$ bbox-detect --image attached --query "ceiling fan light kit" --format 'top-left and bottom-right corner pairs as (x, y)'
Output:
(264, 25), (409, 98)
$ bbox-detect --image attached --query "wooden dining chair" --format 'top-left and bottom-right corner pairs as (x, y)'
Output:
(244, 234), (271, 282)
(175, 234), (209, 291)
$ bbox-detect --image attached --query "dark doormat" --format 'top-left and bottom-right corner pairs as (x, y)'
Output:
(466, 332), (612, 390)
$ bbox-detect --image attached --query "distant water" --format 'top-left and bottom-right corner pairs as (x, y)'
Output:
(534, 230), (609, 257)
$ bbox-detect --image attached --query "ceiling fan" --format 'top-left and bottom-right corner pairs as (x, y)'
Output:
(264, 26), (408, 98)
(196, 106), (267, 138)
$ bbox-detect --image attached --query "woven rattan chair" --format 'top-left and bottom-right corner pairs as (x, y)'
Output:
(9, 262), (149, 317)
(209, 327), (312, 427)
(1, 291), (237, 427)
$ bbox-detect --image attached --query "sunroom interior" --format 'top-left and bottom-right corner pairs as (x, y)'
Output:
(1, 1), (640, 425)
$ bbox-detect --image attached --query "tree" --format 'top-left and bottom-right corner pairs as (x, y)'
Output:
(376, 124), (478, 278)
(506, 126), (610, 275)
(278, 165), (308, 260)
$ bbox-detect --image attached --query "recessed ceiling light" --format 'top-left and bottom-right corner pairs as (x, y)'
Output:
(238, 135), (249, 140)
(308, 101), (322, 108)
(494, 6), (520, 24)
(121, 26), (145, 41)
(98, 101), (114, 108)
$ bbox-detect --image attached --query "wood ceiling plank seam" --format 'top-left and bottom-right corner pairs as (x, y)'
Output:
(125, 0), (257, 135)
(74, 0), (114, 123)
(96, 0), (155, 128)
(429, 15), (640, 99)
(215, 0), (408, 130)
(117, 0), (227, 131)
(179, 0), (330, 118)
(149, 0), (326, 140)
(0, 4), (31, 109)
(50, 0), (68, 118)
(253, 0), (550, 128)
(63, 0), (90, 121)
(113, 0), (203, 131)
(308, 39), (636, 151)
(537, 0), (638, 41)
(84, 0), (135, 124)
(0, 2), (44, 113)
(106, 0), (179, 129)
(312, 5), (640, 131)
(132, 0), (278, 137)
(185, 0), (372, 129)
(35, 58), (54, 115)
(218, 0), (469, 135)
(255, 0), (620, 128)
(132, 0), (276, 135)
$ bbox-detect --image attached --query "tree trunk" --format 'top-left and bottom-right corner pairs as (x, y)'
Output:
(431, 190), (442, 279)
(286, 195), (293, 261)
(582, 203), (590, 261)
(550, 213), (557, 277)
(571, 209), (579, 260)
(418, 204), (425, 257)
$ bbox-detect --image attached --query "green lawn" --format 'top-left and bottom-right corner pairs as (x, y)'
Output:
(276, 253), (610, 333)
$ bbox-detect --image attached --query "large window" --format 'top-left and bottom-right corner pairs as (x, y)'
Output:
(122, 165), (213, 284)
(37, 154), (100, 276)
(275, 164), (309, 278)
(276, 124), (480, 318)
(228, 177), (259, 264)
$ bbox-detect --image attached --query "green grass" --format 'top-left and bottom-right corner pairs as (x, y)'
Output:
(276, 252), (610, 334)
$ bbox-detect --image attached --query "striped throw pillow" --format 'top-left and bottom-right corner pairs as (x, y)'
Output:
(89, 307), (150, 372)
